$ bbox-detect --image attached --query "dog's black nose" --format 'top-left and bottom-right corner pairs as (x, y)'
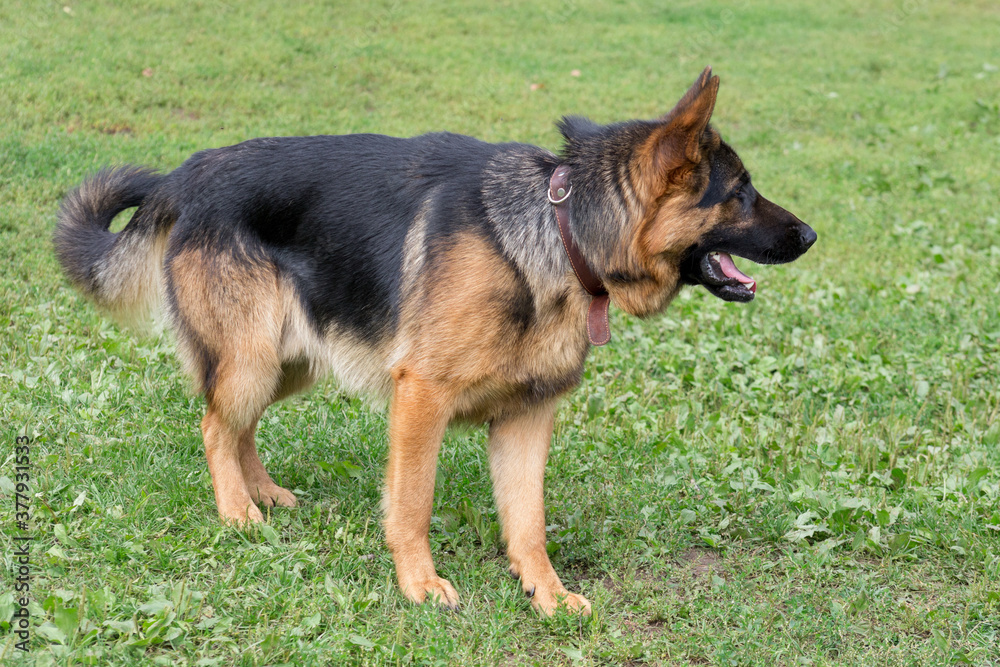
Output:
(799, 224), (817, 249)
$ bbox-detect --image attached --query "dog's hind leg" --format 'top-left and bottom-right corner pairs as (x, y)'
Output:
(201, 407), (262, 524)
(383, 369), (459, 609)
(237, 329), (320, 510)
(238, 420), (297, 508)
(168, 244), (287, 525)
(199, 344), (287, 524)
(489, 400), (592, 615)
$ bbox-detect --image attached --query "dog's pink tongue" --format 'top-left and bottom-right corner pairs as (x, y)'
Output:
(717, 253), (756, 292)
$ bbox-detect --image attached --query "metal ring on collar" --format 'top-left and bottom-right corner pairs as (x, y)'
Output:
(547, 185), (572, 204)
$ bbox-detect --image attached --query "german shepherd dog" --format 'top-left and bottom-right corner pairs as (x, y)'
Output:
(55, 68), (815, 615)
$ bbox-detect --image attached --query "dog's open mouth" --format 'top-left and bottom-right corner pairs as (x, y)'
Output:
(697, 251), (757, 302)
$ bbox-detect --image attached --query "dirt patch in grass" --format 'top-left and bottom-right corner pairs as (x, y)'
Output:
(677, 548), (721, 582)
(600, 574), (624, 598)
(96, 122), (134, 135)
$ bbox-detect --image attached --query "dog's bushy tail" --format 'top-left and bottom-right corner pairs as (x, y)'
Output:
(54, 166), (174, 326)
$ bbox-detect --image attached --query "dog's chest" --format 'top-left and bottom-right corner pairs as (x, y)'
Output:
(455, 287), (592, 420)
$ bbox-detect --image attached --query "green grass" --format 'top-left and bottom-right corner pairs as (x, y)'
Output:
(2, 0), (999, 664)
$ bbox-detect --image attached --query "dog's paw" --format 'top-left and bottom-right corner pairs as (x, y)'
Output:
(219, 502), (265, 526)
(250, 484), (298, 508)
(401, 577), (460, 610)
(528, 587), (591, 616)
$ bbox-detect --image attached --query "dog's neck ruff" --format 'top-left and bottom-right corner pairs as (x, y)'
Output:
(548, 166), (611, 346)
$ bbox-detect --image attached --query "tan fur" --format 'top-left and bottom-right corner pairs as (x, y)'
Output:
(601, 171), (710, 317)
(159, 73), (738, 613)
(201, 409), (262, 524)
(172, 183), (724, 602)
(381, 370), (457, 606)
(238, 422), (297, 508)
(603, 80), (724, 318)
(397, 196), (433, 305)
(489, 400), (590, 614)
(97, 232), (169, 327)
(378, 233), (591, 610)
(278, 287), (392, 404)
(397, 234), (589, 418)
(55, 169), (173, 329)
(60, 66), (809, 619)
(169, 247), (296, 523)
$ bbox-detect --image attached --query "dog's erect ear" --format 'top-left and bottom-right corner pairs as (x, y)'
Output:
(663, 66), (719, 162)
(639, 67), (720, 188)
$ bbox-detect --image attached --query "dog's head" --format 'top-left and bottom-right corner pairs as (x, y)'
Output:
(559, 67), (816, 316)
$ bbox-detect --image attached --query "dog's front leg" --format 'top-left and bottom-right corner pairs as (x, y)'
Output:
(489, 400), (591, 615)
(383, 370), (458, 609)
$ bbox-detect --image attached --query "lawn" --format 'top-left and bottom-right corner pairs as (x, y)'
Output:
(1, 0), (999, 665)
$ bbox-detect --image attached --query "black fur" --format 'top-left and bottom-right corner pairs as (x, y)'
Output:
(680, 138), (816, 296)
(696, 142), (743, 209)
(52, 70), (817, 616)
(54, 166), (166, 295)
(55, 112), (813, 352)
(557, 116), (658, 271)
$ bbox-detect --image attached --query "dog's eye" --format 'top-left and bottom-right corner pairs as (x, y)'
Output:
(732, 186), (743, 199)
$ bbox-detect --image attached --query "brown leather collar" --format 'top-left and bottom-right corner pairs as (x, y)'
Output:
(549, 166), (611, 346)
